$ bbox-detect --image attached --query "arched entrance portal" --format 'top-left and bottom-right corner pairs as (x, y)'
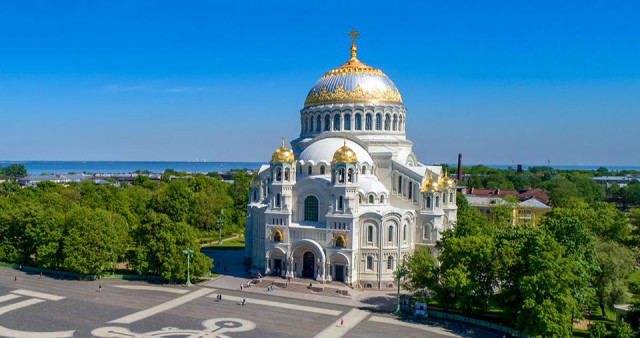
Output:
(302, 251), (315, 278)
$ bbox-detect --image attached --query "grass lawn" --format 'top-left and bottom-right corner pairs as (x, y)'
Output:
(201, 236), (245, 250)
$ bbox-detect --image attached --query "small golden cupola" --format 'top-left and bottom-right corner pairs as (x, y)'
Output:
(440, 171), (456, 189)
(332, 139), (358, 163)
(271, 137), (295, 163)
(422, 173), (440, 192)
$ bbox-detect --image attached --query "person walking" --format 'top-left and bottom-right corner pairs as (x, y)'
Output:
(98, 284), (102, 292)
(39, 272), (43, 279)
(340, 318), (344, 327)
(240, 284), (243, 290)
(14, 276), (17, 282)
(241, 297), (246, 306)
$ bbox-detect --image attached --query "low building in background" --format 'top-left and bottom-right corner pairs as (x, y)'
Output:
(464, 194), (551, 226)
(592, 175), (639, 187)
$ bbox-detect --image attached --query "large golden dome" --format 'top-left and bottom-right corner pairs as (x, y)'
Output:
(440, 171), (456, 189)
(271, 138), (295, 163)
(304, 29), (402, 108)
(332, 139), (358, 163)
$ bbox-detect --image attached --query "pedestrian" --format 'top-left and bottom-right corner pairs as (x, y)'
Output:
(308, 282), (312, 289)
(14, 276), (17, 282)
(241, 297), (246, 306)
(98, 284), (102, 292)
(240, 284), (243, 290)
(39, 272), (43, 279)
(341, 318), (344, 327)
(287, 276), (291, 282)
(285, 282), (288, 288)
(219, 294), (222, 301)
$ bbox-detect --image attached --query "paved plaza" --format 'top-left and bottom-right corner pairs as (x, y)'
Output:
(0, 267), (505, 337)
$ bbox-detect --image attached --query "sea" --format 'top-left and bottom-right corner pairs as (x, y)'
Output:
(0, 161), (637, 175)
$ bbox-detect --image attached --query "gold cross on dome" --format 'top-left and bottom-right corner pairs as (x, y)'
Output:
(348, 28), (359, 42)
(281, 137), (285, 147)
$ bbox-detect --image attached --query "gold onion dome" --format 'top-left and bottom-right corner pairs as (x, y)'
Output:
(440, 171), (456, 189)
(422, 174), (440, 192)
(304, 29), (402, 107)
(250, 175), (260, 186)
(332, 139), (358, 163)
(271, 137), (295, 163)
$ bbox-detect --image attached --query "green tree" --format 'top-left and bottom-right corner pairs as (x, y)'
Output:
(587, 321), (606, 338)
(401, 246), (438, 300)
(0, 164), (27, 179)
(610, 319), (633, 338)
(593, 240), (634, 316)
(151, 180), (194, 223)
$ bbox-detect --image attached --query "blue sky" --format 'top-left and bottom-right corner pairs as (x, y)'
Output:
(1, 1), (639, 165)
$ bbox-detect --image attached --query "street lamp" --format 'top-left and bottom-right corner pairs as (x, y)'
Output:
(393, 268), (407, 315)
(183, 248), (194, 286)
(217, 210), (224, 245)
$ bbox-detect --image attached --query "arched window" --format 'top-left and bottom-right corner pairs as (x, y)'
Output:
(398, 176), (402, 194)
(355, 113), (362, 130)
(276, 167), (282, 181)
(304, 196), (319, 222)
(361, 165), (366, 174)
(393, 114), (398, 131)
(367, 256), (373, 270)
(424, 223), (432, 241)
(333, 114), (341, 131)
(253, 190), (257, 201)
(380, 195), (385, 204)
(403, 224), (407, 241)
(375, 113), (382, 130)
(308, 165), (312, 175)
(358, 194), (362, 204)
(309, 117), (314, 133)
(275, 193), (281, 207)
(317, 115), (322, 132)
(335, 236), (345, 248)
(388, 225), (393, 242)
(436, 196), (440, 208)
(347, 168), (353, 182)
(338, 196), (343, 210)
(387, 256), (394, 270)
(365, 114), (372, 130)
(368, 195), (374, 204)
(337, 167), (344, 183)
(324, 115), (330, 131)
(399, 116), (404, 131)
(426, 196), (432, 208)
(408, 181), (413, 199)
(450, 192), (454, 203)
(384, 114), (390, 130)
(367, 226), (373, 242)
(344, 114), (351, 130)
(320, 166), (325, 175)
(274, 231), (282, 242)
(284, 168), (290, 181)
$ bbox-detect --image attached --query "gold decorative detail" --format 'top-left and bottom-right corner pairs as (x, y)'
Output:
(331, 233), (348, 247)
(422, 173), (440, 192)
(305, 84), (402, 107)
(440, 171), (456, 189)
(269, 228), (284, 242)
(271, 137), (295, 163)
(332, 138), (358, 163)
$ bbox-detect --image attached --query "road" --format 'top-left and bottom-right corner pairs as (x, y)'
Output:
(0, 268), (504, 337)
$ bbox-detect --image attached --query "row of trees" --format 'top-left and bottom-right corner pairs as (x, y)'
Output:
(0, 171), (251, 280)
(0, 164), (27, 179)
(402, 194), (638, 336)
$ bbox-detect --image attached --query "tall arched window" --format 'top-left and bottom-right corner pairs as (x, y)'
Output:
(304, 196), (319, 222)
(436, 196), (440, 208)
(368, 195), (374, 204)
(367, 226), (373, 242)
(387, 256), (394, 270)
(426, 196), (432, 208)
(284, 168), (290, 181)
(398, 176), (403, 194)
(308, 165), (312, 175)
(367, 256), (373, 270)
(365, 114), (372, 130)
(320, 166), (325, 175)
(338, 196), (343, 210)
(399, 116), (404, 131)
(309, 117), (314, 132)
(275, 193), (281, 207)
(333, 114), (341, 131)
(393, 114), (398, 131)
(384, 114), (390, 130)
(380, 195), (385, 204)
(375, 113), (382, 130)
(403, 224), (407, 241)
(358, 194), (362, 204)
(273, 231), (282, 242)
(335, 236), (345, 248)
(347, 168), (353, 182)
(253, 190), (257, 201)
(276, 168), (282, 181)
(324, 114), (330, 131)
(344, 114), (351, 130)
(317, 115), (322, 132)
(388, 225), (393, 242)
(450, 192), (454, 203)
(338, 167), (345, 183)
(355, 113), (362, 130)
(408, 181), (413, 199)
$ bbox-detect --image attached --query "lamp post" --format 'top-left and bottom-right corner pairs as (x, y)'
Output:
(183, 248), (194, 286)
(217, 210), (224, 245)
(393, 268), (407, 315)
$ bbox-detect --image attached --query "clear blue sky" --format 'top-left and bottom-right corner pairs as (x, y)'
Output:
(1, 1), (639, 166)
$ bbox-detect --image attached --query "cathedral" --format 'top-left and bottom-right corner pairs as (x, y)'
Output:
(244, 30), (457, 289)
